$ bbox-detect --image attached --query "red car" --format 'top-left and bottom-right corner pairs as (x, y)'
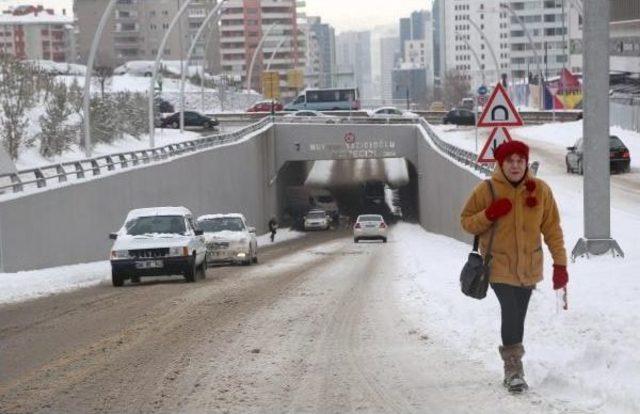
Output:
(247, 100), (283, 112)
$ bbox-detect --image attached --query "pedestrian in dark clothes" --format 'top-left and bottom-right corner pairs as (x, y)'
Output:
(268, 216), (278, 242)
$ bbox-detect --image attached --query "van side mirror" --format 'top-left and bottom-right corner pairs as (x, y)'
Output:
(248, 227), (256, 234)
(109, 233), (118, 240)
(194, 229), (204, 236)
(567, 146), (576, 151)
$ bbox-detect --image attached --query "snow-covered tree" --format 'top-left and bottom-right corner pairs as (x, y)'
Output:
(0, 56), (36, 160)
(36, 82), (77, 157)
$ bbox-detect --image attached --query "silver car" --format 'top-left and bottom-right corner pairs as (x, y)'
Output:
(353, 214), (388, 243)
(197, 214), (258, 265)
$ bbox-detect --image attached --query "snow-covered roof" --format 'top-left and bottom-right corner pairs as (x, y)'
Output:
(0, 13), (73, 25)
(197, 213), (246, 221)
(125, 206), (192, 221)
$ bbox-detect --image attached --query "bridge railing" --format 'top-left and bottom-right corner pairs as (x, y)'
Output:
(418, 118), (493, 176)
(0, 118), (272, 196)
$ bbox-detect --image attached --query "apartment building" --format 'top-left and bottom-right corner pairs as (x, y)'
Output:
(219, 0), (306, 98)
(306, 16), (335, 89)
(74, 0), (220, 70)
(0, 5), (75, 62)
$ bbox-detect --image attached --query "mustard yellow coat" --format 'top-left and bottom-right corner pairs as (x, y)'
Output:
(460, 167), (567, 287)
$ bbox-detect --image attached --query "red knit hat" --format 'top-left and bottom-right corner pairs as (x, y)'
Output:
(494, 140), (529, 165)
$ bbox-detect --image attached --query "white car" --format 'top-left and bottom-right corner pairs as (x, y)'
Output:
(109, 207), (207, 286)
(353, 214), (388, 243)
(197, 213), (258, 265)
(368, 106), (419, 119)
(304, 210), (331, 231)
(285, 110), (339, 122)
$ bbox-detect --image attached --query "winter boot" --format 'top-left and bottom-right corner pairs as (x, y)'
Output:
(499, 343), (529, 393)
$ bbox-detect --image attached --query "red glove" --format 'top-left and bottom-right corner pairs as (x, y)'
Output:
(553, 264), (569, 290)
(485, 198), (512, 221)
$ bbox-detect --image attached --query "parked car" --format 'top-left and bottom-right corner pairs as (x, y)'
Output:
(160, 111), (219, 129)
(109, 207), (207, 286)
(197, 213), (258, 265)
(353, 214), (388, 243)
(566, 135), (631, 175)
(303, 209), (331, 231)
(442, 108), (476, 126)
(247, 100), (283, 112)
(368, 107), (419, 119)
(284, 110), (338, 121)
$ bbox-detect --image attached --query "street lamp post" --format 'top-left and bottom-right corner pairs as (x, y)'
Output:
(180, 0), (227, 132)
(468, 18), (500, 83)
(571, 0), (624, 260)
(246, 24), (281, 93)
(499, 2), (544, 109)
(82, 0), (118, 158)
(148, 0), (194, 149)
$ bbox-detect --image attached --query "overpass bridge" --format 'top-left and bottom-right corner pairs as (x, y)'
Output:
(0, 117), (491, 272)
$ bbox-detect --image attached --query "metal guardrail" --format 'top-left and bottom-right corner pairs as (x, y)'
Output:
(418, 118), (493, 176)
(211, 110), (581, 125)
(0, 118), (272, 195)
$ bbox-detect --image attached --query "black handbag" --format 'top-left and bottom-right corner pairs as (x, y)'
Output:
(460, 180), (496, 300)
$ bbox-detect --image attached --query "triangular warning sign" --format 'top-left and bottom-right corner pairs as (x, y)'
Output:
(478, 127), (513, 163)
(477, 83), (524, 127)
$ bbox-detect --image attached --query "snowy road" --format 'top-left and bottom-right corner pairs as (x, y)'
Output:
(0, 226), (574, 414)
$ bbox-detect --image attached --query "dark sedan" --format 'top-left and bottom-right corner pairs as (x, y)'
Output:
(566, 135), (631, 175)
(160, 111), (219, 129)
(442, 108), (476, 126)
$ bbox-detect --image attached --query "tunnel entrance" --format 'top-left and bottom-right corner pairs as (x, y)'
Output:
(275, 158), (420, 228)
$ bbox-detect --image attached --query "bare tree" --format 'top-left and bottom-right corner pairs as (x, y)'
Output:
(442, 69), (471, 109)
(0, 56), (36, 160)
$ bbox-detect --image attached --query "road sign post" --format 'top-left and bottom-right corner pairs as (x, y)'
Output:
(476, 82), (524, 163)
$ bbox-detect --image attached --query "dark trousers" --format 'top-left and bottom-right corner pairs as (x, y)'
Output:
(491, 283), (533, 346)
(270, 230), (276, 242)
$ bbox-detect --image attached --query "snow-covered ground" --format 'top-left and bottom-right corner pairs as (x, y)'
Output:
(0, 228), (304, 304)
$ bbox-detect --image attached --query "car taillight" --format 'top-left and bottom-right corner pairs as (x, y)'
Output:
(379, 222), (386, 229)
(622, 151), (630, 159)
(355, 223), (361, 229)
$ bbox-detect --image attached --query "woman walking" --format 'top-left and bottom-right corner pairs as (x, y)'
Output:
(460, 140), (569, 393)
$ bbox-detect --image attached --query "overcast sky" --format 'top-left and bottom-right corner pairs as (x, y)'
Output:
(0, 0), (431, 32)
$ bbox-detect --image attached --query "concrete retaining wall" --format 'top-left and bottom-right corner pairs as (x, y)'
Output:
(0, 128), (277, 272)
(415, 125), (483, 244)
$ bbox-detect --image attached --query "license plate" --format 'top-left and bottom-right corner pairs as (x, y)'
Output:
(136, 260), (163, 269)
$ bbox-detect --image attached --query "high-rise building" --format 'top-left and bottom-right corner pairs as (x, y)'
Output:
(0, 5), (75, 62)
(307, 16), (336, 88)
(380, 37), (400, 104)
(74, 0), (220, 70)
(411, 10), (429, 41)
(335, 31), (372, 99)
(392, 63), (428, 108)
(444, 0), (580, 88)
(219, 0), (306, 99)
(399, 18), (412, 57)
(432, 0), (445, 88)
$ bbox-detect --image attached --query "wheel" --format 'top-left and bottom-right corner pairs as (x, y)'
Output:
(112, 269), (124, 287)
(354, 238), (359, 243)
(171, 121), (179, 129)
(624, 165), (631, 173)
(566, 161), (571, 173)
(577, 160), (584, 175)
(184, 257), (197, 283)
(203, 121), (211, 129)
(382, 237), (387, 243)
(252, 248), (258, 264)
(199, 257), (207, 280)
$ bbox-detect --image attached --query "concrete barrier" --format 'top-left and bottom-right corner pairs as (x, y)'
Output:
(0, 120), (486, 272)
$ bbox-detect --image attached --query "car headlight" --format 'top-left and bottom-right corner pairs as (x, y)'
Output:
(111, 250), (128, 260)
(169, 246), (189, 257)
